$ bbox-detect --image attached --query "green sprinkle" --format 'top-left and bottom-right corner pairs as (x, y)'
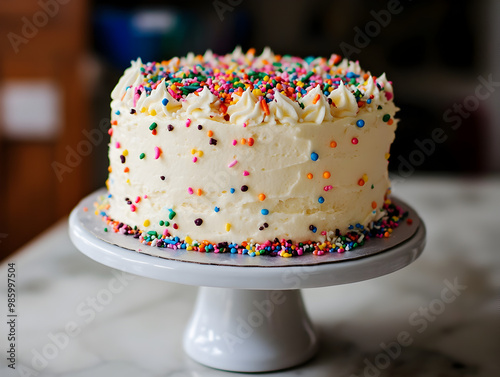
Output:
(168, 209), (176, 220)
(140, 153), (145, 159)
(159, 220), (164, 226)
(164, 221), (170, 226)
(149, 122), (158, 130)
(382, 114), (391, 122)
(148, 230), (158, 237)
(104, 228), (108, 232)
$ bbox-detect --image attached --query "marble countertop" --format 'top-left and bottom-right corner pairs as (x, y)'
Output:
(1, 175), (499, 377)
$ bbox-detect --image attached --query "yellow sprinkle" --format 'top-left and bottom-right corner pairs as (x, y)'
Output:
(263, 75), (269, 82)
(197, 150), (204, 157)
(143, 219), (150, 227)
(191, 148), (197, 155)
(185, 235), (193, 244)
(297, 81), (304, 88)
(225, 223), (231, 232)
(126, 179), (130, 184)
(122, 149), (128, 156)
(328, 87), (333, 92)
(94, 210), (99, 216)
(140, 107), (147, 113)
(385, 153), (391, 160)
(171, 84), (177, 91)
(362, 174), (368, 182)
(186, 246), (193, 251)
(149, 109), (157, 116)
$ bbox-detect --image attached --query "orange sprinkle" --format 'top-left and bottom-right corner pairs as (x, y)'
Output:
(220, 103), (227, 114)
(111, 120), (118, 125)
(247, 48), (256, 55)
(83, 207), (88, 212)
(240, 138), (247, 145)
(358, 178), (365, 186)
(108, 166), (112, 172)
(387, 119), (394, 125)
(307, 173), (313, 179)
(124, 167), (129, 173)
(260, 99), (270, 115)
(207, 130), (213, 137)
(248, 137), (254, 146)
(363, 73), (369, 80)
(330, 140), (337, 148)
(371, 201), (377, 209)
(197, 188), (202, 196)
(323, 171), (331, 179)
(312, 94), (321, 105)
(258, 193), (266, 201)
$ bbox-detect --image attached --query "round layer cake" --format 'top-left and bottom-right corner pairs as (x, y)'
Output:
(106, 47), (398, 253)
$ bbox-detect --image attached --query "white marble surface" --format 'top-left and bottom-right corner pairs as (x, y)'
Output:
(1, 175), (499, 377)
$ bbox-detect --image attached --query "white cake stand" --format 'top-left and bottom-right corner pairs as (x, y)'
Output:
(69, 189), (426, 373)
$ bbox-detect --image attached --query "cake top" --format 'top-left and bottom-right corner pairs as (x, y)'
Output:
(111, 47), (394, 125)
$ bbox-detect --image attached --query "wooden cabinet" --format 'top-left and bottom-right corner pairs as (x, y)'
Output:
(0, 0), (91, 259)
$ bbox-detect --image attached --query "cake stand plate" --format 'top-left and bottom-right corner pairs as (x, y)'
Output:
(69, 189), (426, 372)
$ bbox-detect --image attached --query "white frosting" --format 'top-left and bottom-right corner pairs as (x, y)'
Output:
(328, 81), (358, 118)
(106, 49), (399, 244)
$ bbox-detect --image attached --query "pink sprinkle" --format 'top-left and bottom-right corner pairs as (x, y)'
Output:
(144, 195), (148, 199)
(324, 185), (333, 191)
(135, 196), (141, 203)
(228, 159), (238, 168)
(130, 204), (136, 212)
(321, 231), (327, 235)
(186, 119), (191, 127)
(188, 187), (194, 195)
(232, 139), (237, 146)
(163, 228), (169, 237)
(243, 123), (247, 128)
(115, 142), (121, 148)
(243, 170), (249, 176)
(385, 92), (393, 100)
(193, 157), (198, 163)
(154, 146), (161, 159)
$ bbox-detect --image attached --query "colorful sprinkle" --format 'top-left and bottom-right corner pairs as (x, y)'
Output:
(323, 171), (331, 179)
(330, 141), (337, 148)
(258, 193), (266, 201)
(310, 152), (319, 161)
(228, 159), (238, 168)
(139, 153), (145, 159)
(154, 146), (161, 159)
(261, 209), (269, 215)
(356, 119), (365, 128)
(351, 137), (359, 145)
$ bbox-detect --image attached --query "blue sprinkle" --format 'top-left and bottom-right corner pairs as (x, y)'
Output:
(261, 209), (269, 215)
(356, 119), (365, 128)
(318, 196), (325, 204)
(214, 206), (220, 212)
(249, 252), (256, 257)
(310, 152), (319, 161)
(115, 110), (120, 115)
(162, 98), (169, 106)
(230, 188), (235, 194)
(312, 226), (317, 233)
(230, 248), (237, 254)
(367, 99), (372, 104)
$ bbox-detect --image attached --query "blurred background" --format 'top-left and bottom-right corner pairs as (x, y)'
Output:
(0, 0), (499, 259)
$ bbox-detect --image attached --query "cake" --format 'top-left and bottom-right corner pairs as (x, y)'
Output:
(102, 47), (402, 257)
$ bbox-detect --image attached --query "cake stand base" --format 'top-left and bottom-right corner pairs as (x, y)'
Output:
(184, 288), (317, 372)
(69, 189), (425, 373)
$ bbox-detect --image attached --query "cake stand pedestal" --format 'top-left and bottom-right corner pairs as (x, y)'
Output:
(69, 189), (426, 373)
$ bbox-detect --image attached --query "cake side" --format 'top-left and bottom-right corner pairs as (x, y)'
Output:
(105, 47), (399, 250)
